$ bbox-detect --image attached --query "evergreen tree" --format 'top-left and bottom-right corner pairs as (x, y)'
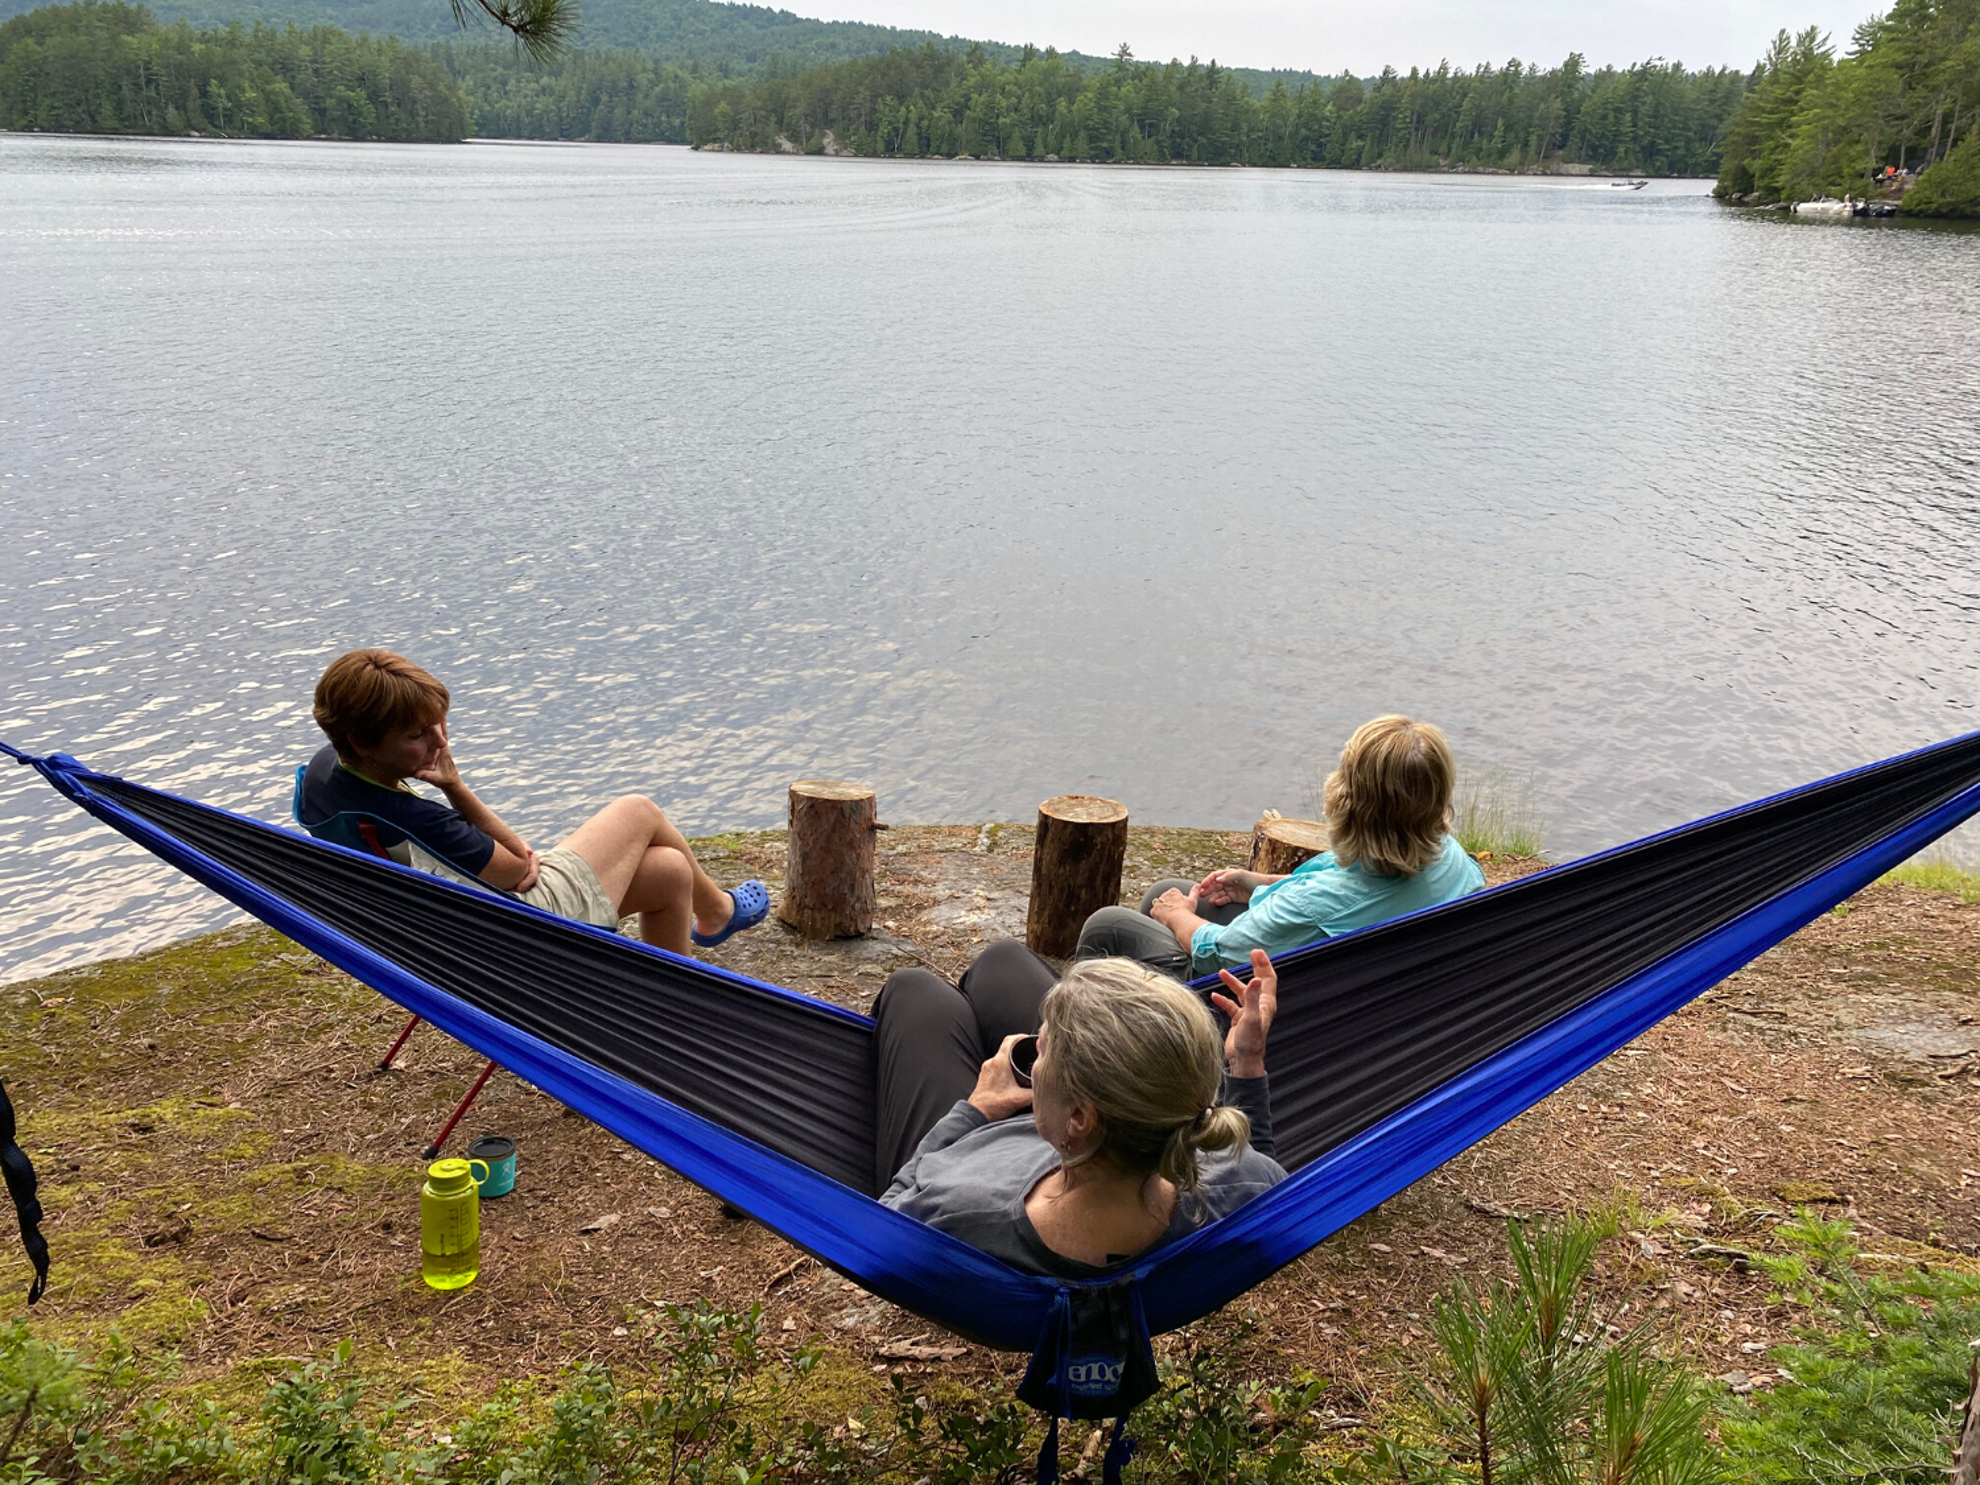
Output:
(0, 0), (469, 139)
(679, 35), (1750, 176)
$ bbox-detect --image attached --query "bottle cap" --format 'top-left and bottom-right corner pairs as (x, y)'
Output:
(427, 1158), (476, 1192)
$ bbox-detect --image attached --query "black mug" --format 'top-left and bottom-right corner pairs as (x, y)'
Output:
(1008, 1035), (1039, 1088)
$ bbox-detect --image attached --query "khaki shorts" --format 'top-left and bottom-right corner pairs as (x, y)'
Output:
(517, 846), (619, 929)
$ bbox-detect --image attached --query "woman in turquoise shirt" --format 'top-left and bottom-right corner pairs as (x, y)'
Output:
(1075, 715), (1487, 979)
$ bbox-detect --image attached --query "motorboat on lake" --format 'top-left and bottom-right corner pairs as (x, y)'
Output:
(1792, 196), (1899, 218)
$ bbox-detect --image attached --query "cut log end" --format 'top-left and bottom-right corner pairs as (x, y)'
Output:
(1249, 815), (1329, 875)
(790, 779), (874, 802)
(1039, 794), (1129, 826)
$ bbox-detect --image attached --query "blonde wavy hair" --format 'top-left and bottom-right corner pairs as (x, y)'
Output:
(1039, 958), (1250, 1192)
(1322, 714), (1456, 877)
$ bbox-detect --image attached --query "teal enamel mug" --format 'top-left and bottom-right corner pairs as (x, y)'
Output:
(466, 1135), (517, 1198)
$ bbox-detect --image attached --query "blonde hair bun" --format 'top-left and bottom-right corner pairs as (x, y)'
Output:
(1042, 958), (1251, 1192)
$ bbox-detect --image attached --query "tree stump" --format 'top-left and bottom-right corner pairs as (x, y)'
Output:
(1026, 795), (1129, 959)
(1248, 813), (1329, 875)
(777, 781), (879, 940)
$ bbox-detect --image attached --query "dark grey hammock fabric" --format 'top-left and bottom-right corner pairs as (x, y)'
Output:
(69, 727), (1980, 1182)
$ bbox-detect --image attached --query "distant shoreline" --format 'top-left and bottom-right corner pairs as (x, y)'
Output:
(689, 141), (1712, 180)
(0, 132), (1717, 178)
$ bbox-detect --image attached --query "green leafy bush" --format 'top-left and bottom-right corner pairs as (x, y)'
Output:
(0, 1323), (240, 1485)
(10, 1219), (1978, 1485)
(1902, 136), (1980, 217)
(1720, 1211), (1980, 1484)
(1132, 1312), (1328, 1483)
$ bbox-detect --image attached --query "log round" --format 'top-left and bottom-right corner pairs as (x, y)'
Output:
(1248, 815), (1330, 876)
(1026, 795), (1130, 960)
(777, 781), (878, 940)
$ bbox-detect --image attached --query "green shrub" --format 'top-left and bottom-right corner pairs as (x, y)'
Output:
(1902, 138), (1980, 218)
(10, 1225), (1980, 1485)
(260, 1340), (382, 1485)
(1720, 1211), (1980, 1484)
(0, 1324), (241, 1485)
(1132, 1311), (1328, 1483)
(421, 1300), (813, 1484)
(1343, 1217), (1725, 1485)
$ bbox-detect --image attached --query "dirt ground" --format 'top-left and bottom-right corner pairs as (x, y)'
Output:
(4, 822), (1977, 1427)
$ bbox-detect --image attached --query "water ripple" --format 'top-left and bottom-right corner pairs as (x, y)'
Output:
(2, 138), (1978, 980)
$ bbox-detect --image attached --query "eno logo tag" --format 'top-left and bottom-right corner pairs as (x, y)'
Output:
(1064, 1354), (1125, 1398)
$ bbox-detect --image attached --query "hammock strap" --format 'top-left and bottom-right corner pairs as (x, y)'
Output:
(0, 1078), (49, 1305)
(1018, 1280), (1154, 1483)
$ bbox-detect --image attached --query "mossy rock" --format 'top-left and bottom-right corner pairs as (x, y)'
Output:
(1775, 1180), (1844, 1204)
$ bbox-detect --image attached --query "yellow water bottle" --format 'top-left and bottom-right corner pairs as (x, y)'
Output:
(420, 1157), (487, 1290)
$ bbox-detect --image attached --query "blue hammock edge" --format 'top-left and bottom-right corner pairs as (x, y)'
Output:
(12, 742), (1980, 1352)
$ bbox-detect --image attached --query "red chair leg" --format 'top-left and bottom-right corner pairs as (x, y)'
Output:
(380, 1013), (420, 1071)
(420, 1060), (497, 1161)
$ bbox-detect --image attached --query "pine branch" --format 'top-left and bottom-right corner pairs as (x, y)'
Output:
(449, 0), (575, 63)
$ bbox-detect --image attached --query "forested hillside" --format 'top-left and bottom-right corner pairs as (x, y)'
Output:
(1714, 0), (1980, 214)
(0, 0), (1746, 167)
(0, 0), (466, 136)
(437, 37), (694, 138)
(689, 43), (1746, 173)
(0, 0), (964, 65)
(0, 0), (1334, 92)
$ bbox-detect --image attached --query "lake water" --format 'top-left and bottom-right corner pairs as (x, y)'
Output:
(4, 135), (1978, 983)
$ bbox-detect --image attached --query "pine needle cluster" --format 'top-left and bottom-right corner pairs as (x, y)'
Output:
(1350, 1218), (1723, 1485)
(448, 0), (575, 64)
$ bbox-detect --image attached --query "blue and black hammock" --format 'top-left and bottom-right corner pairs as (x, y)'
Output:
(7, 734), (1980, 1472)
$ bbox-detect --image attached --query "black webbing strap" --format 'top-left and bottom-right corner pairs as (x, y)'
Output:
(0, 1077), (50, 1304)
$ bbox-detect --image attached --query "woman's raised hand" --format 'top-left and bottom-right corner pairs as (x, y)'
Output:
(967, 1033), (1037, 1122)
(1210, 949), (1278, 1079)
(1195, 869), (1256, 906)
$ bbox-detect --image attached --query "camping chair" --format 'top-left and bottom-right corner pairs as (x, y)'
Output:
(290, 772), (499, 1159)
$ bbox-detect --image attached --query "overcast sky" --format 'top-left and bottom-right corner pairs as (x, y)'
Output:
(803, 0), (1871, 75)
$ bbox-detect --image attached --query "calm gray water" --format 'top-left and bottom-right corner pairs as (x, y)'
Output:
(4, 136), (1978, 982)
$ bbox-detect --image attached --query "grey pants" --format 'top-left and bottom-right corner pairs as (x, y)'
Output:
(871, 938), (1058, 1195)
(1072, 878), (1244, 980)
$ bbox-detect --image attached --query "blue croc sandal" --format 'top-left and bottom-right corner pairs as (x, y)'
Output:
(691, 879), (769, 948)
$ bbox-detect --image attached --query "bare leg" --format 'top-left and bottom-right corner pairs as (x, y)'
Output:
(625, 845), (694, 953)
(557, 796), (734, 938)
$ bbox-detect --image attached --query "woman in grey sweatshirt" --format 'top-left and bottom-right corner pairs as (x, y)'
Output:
(875, 942), (1286, 1279)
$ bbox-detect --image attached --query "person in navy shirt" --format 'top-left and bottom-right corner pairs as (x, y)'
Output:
(296, 648), (768, 955)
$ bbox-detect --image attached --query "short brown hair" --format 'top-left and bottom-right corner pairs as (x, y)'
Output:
(313, 649), (449, 759)
(1322, 715), (1456, 878)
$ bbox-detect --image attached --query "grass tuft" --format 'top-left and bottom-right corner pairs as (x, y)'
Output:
(1452, 765), (1547, 858)
(1878, 850), (1980, 902)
